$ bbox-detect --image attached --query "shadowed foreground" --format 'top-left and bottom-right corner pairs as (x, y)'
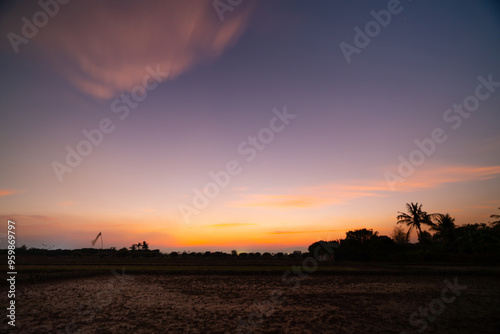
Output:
(4, 274), (500, 333)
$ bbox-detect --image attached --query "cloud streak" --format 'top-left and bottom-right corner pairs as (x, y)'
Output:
(230, 165), (500, 209)
(14, 0), (254, 99)
(206, 223), (258, 228)
(395, 165), (500, 191)
(0, 189), (19, 196)
(0, 214), (55, 222)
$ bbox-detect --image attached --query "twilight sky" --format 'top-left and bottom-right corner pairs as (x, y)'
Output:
(1, 0), (499, 252)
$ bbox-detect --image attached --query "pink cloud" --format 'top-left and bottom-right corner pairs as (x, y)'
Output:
(17, 0), (254, 99)
(230, 165), (500, 209)
(229, 194), (342, 209)
(0, 189), (19, 196)
(394, 165), (500, 191)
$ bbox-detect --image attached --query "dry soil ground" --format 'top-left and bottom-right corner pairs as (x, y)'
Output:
(2, 273), (500, 333)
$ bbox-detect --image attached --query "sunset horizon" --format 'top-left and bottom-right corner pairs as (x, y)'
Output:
(1, 0), (499, 254)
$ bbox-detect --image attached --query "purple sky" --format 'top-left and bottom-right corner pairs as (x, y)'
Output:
(1, 0), (499, 252)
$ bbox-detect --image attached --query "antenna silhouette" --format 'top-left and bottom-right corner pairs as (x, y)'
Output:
(91, 232), (103, 249)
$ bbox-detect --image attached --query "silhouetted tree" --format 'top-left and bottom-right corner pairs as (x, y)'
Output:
(392, 226), (408, 244)
(430, 214), (456, 246)
(308, 240), (338, 261)
(345, 228), (378, 243)
(454, 223), (500, 254)
(418, 230), (433, 245)
(17, 245), (28, 252)
(397, 203), (438, 240)
(142, 241), (149, 250)
(491, 207), (500, 224)
(331, 229), (395, 261)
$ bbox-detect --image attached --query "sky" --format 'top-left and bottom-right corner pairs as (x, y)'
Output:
(1, 0), (499, 253)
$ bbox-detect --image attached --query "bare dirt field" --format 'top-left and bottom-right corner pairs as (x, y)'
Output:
(3, 273), (500, 333)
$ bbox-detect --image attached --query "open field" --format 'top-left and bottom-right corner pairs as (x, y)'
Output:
(6, 256), (500, 284)
(3, 267), (500, 333)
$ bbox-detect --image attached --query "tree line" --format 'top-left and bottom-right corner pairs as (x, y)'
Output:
(309, 203), (500, 262)
(5, 203), (499, 263)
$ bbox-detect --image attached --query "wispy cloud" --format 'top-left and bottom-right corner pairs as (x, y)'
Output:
(229, 194), (344, 209)
(230, 165), (500, 209)
(0, 214), (55, 222)
(468, 200), (500, 210)
(12, 0), (254, 99)
(395, 165), (500, 191)
(0, 189), (19, 197)
(206, 223), (258, 228)
(228, 183), (389, 209)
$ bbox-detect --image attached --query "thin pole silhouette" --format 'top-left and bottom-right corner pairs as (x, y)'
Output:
(91, 232), (103, 249)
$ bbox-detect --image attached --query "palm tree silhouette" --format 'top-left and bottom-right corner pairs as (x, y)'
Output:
(397, 202), (438, 240)
(491, 207), (500, 224)
(430, 213), (456, 245)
